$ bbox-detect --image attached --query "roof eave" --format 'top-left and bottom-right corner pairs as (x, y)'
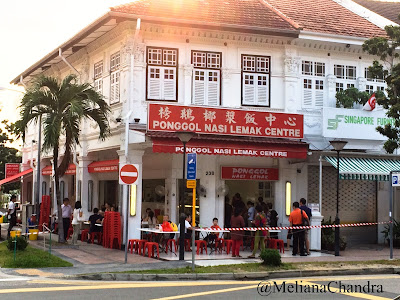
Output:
(109, 11), (300, 36)
(11, 10), (300, 85)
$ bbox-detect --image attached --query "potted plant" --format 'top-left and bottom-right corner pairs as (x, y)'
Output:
(381, 219), (400, 248)
(321, 217), (347, 251)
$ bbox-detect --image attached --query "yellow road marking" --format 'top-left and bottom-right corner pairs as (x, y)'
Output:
(302, 280), (391, 300)
(0, 280), (259, 294)
(150, 285), (259, 300)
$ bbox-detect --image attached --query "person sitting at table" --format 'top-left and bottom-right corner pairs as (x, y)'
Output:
(87, 208), (103, 243)
(147, 211), (158, 228)
(178, 214), (194, 239)
(204, 217), (221, 245)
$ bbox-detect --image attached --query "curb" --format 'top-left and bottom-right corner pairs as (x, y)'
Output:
(69, 267), (400, 281)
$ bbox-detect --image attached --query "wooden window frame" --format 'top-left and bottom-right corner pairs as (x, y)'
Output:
(146, 46), (179, 101)
(241, 54), (271, 107)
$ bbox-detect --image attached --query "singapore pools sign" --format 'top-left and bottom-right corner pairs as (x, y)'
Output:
(148, 103), (304, 139)
(323, 107), (394, 140)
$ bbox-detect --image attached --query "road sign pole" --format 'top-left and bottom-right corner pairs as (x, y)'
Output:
(390, 171), (394, 260)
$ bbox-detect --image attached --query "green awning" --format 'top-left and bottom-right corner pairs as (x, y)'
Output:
(324, 156), (400, 181)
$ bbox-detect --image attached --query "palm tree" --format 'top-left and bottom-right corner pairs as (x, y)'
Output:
(18, 74), (110, 242)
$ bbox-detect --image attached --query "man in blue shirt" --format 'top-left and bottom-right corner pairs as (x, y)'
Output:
(300, 198), (312, 255)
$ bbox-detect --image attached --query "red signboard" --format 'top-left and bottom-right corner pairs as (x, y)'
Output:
(5, 163), (20, 178)
(152, 138), (308, 159)
(148, 103), (303, 139)
(88, 160), (119, 173)
(119, 164), (139, 185)
(221, 167), (279, 181)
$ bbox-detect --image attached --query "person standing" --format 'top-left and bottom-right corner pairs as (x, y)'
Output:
(71, 201), (83, 245)
(268, 203), (279, 239)
(230, 207), (245, 258)
(289, 201), (309, 256)
(299, 198), (312, 255)
(224, 196), (232, 228)
(247, 201), (255, 227)
(7, 195), (17, 239)
(61, 198), (72, 241)
(248, 205), (268, 258)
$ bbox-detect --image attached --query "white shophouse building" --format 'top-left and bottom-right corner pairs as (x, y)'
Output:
(10, 0), (396, 249)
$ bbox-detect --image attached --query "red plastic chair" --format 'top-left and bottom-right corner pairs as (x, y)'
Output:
(66, 227), (73, 240)
(138, 240), (148, 255)
(268, 239), (285, 253)
(195, 240), (208, 255)
(184, 239), (191, 251)
(166, 239), (177, 254)
(81, 229), (89, 242)
(90, 232), (102, 245)
(128, 239), (139, 254)
(144, 242), (160, 258)
(223, 239), (233, 254)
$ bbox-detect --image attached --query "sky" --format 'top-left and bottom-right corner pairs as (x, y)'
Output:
(0, 0), (130, 146)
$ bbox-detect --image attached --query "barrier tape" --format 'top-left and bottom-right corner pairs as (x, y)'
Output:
(202, 221), (392, 231)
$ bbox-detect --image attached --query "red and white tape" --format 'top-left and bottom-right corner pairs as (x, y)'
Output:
(203, 221), (391, 231)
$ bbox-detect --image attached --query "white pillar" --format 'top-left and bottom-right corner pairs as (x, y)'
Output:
(77, 156), (95, 219)
(199, 155), (218, 227)
(119, 150), (145, 241)
(310, 211), (323, 250)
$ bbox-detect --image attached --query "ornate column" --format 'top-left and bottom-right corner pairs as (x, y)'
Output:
(327, 74), (337, 107)
(283, 49), (301, 112)
(183, 64), (193, 106)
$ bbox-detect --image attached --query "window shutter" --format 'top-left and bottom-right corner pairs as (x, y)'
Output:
(256, 74), (269, 106)
(315, 90), (324, 107)
(207, 70), (219, 106)
(243, 73), (256, 105)
(163, 67), (176, 100)
(303, 89), (312, 107)
(148, 67), (162, 99)
(110, 71), (120, 104)
(193, 70), (205, 105)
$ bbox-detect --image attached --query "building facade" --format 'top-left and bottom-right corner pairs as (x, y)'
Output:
(11, 0), (396, 248)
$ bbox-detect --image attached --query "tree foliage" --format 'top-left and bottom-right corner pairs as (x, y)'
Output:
(18, 74), (110, 242)
(363, 25), (400, 153)
(0, 119), (22, 193)
(335, 87), (370, 108)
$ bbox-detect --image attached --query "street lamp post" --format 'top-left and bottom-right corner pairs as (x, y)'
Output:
(329, 140), (347, 256)
(176, 132), (195, 261)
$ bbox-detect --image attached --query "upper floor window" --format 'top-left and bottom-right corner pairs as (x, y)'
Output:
(192, 51), (221, 106)
(110, 52), (120, 104)
(242, 55), (270, 106)
(147, 47), (178, 101)
(94, 61), (103, 94)
(302, 61), (325, 108)
(365, 67), (385, 94)
(334, 64), (357, 91)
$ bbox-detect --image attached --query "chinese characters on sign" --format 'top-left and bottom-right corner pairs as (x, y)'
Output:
(148, 104), (303, 139)
(5, 163), (20, 178)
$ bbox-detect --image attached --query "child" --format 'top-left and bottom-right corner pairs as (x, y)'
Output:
(206, 218), (221, 244)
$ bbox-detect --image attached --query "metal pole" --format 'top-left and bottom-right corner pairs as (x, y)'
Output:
(124, 186), (130, 263)
(191, 187), (196, 271)
(389, 171), (393, 260)
(319, 155), (322, 213)
(179, 142), (187, 260)
(124, 112), (132, 264)
(335, 150), (340, 256)
(35, 116), (42, 220)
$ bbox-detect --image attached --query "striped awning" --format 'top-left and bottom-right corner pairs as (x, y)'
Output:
(324, 156), (400, 181)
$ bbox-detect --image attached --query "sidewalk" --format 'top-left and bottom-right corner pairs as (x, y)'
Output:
(1, 224), (400, 279)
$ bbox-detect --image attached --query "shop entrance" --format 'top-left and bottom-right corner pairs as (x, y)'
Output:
(225, 180), (275, 207)
(99, 180), (119, 210)
(142, 179), (166, 223)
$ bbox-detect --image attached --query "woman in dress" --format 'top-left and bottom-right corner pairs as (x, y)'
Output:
(71, 201), (83, 245)
(230, 207), (245, 258)
(248, 205), (268, 258)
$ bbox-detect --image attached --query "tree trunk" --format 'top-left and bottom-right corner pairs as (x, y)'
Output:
(54, 147), (65, 243)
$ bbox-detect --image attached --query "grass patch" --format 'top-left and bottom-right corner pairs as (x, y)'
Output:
(115, 259), (400, 275)
(120, 263), (295, 274)
(0, 241), (73, 268)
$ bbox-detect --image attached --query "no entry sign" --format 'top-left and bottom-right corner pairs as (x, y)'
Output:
(119, 164), (139, 185)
